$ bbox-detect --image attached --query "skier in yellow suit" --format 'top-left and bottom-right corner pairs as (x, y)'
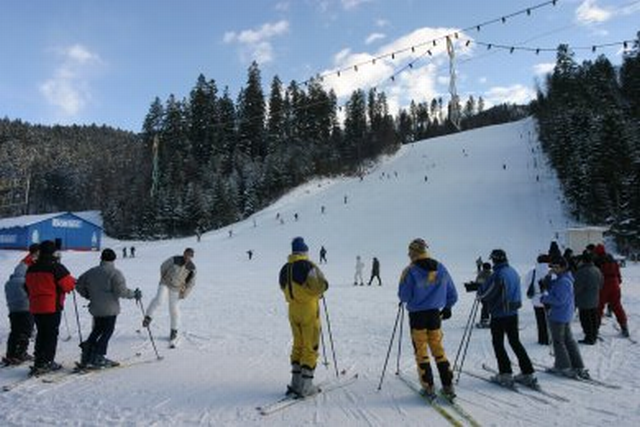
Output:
(279, 237), (328, 397)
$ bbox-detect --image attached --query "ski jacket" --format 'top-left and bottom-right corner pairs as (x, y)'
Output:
(279, 254), (328, 308)
(4, 262), (30, 313)
(478, 262), (522, 318)
(598, 257), (622, 291)
(541, 270), (574, 323)
(160, 255), (196, 298)
(523, 262), (550, 308)
(372, 258), (380, 275)
(573, 262), (603, 309)
(25, 255), (75, 314)
(76, 261), (136, 317)
(398, 256), (458, 313)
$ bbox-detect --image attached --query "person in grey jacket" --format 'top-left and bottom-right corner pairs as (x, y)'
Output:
(3, 244), (39, 365)
(573, 252), (603, 345)
(76, 248), (141, 368)
(143, 248), (196, 341)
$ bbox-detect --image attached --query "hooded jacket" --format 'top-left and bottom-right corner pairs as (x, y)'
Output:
(160, 255), (196, 298)
(279, 253), (328, 316)
(541, 270), (575, 323)
(573, 261), (603, 309)
(398, 256), (458, 313)
(25, 254), (75, 314)
(479, 262), (522, 318)
(76, 261), (136, 317)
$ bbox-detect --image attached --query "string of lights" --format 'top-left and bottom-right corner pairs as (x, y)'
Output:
(305, 0), (560, 85)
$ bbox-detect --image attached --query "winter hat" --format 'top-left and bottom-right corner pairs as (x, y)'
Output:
(549, 256), (568, 269)
(536, 253), (550, 264)
(594, 244), (606, 257)
(548, 241), (561, 259)
(408, 238), (428, 255)
(28, 243), (40, 254)
(101, 248), (116, 262)
(39, 240), (56, 256)
(291, 237), (308, 253)
(489, 249), (507, 264)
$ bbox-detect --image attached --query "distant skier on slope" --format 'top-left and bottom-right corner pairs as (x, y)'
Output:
(143, 248), (196, 344)
(279, 237), (328, 397)
(478, 249), (536, 387)
(398, 238), (457, 397)
(354, 255), (364, 286)
(76, 249), (142, 368)
(367, 257), (381, 286)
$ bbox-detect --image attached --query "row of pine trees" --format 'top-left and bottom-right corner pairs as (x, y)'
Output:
(532, 33), (640, 252)
(126, 62), (519, 239)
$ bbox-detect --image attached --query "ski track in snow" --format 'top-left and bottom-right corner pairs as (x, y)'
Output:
(1, 118), (639, 426)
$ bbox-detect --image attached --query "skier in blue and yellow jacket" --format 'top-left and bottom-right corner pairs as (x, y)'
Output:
(398, 238), (457, 397)
(279, 237), (328, 397)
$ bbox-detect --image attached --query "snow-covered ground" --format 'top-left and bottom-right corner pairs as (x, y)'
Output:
(1, 118), (638, 426)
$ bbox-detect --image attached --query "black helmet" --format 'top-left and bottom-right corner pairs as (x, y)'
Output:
(489, 249), (507, 264)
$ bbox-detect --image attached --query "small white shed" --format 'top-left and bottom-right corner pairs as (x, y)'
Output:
(565, 226), (608, 252)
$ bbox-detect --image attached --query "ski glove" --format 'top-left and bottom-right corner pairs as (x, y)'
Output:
(440, 307), (452, 320)
(134, 288), (142, 301)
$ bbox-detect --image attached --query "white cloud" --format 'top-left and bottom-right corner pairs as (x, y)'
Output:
(376, 19), (389, 28)
(575, 0), (612, 24)
(320, 27), (470, 114)
(341, 0), (372, 10)
(39, 43), (102, 117)
(365, 33), (386, 45)
(533, 62), (555, 76)
(478, 77), (488, 84)
(483, 84), (535, 107)
(223, 20), (289, 64)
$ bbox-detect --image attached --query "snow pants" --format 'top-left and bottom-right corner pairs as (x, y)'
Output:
(84, 315), (117, 357)
(409, 309), (453, 388)
(146, 284), (181, 331)
(578, 308), (599, 343)
(598, 285), (627, 327)
(6, 311), (34, 359)
(490, 315), (534, 375)
(534, 306), (550, 345)
(288, 302), (321, 370)
(33, 311), (61, 367)
(549, 321), (584, 370)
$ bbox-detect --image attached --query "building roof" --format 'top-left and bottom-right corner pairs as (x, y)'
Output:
(0, 211), (103, 230)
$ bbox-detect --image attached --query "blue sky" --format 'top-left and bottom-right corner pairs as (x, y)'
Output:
(1, 0), (639, 132)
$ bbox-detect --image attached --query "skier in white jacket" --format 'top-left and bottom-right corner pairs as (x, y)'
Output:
(524, 254), (550, 345)
(354, 256), (365, 286)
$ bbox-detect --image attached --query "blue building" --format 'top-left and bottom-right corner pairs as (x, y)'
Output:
(0, 211), (102, 251)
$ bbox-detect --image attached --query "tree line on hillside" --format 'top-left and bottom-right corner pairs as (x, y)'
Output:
(0, 62), (526, 239)
(532, 32), (640, 253)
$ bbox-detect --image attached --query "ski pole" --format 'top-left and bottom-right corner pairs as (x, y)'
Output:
(455, 300), (479, 384)
(137, 299), (163, 360)
(396, 304), (405, 375)
(72, 290), (83, 344)
(62, 309), (72, 342)
(320, 325), (329, 367)
(322, 297), (339, 378)
(452, 297), (480, 383)
(377, 302), (403, 391)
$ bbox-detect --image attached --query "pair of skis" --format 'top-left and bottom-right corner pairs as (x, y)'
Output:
(477, 364), (569, 402)
(1, 355), (162, 392)
(531, 362), (621, 389)
(397, 372), (481, 427)
(256, 372), (358, 416)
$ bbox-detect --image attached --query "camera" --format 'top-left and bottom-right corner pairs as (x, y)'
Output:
(464, 281), (479, 292)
